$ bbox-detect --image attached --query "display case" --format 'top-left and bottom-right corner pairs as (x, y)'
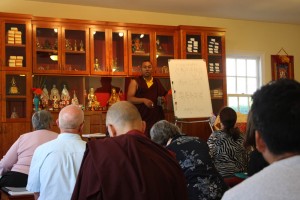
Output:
(180, 30), (204, 59)
(180, 26), (227, 115)
(32, 20), (89, 75)
(128, 29), (152, 76)
(206, 32), (225, 75)
(32, 75), (86, 111)
(154, 31), (178, 77)
(90, 27), (128, 76)
(0, 15), (32, 71)
(2, 71), (31, 121)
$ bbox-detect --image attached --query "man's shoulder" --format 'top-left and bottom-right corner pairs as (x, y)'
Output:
(34, 138), (58, 152)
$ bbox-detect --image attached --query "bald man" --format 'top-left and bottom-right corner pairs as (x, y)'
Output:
(27, 105), (86, 200)
(71, 101), (188, 200)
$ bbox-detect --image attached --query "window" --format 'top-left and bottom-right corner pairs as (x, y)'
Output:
(226, 56), (261, 114)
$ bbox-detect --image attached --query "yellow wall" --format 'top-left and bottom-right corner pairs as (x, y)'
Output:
(1, 0), (300, 83)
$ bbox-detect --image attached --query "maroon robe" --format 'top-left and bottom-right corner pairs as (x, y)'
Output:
(71, 130), (188, 200)
(135, 76), (167, 137)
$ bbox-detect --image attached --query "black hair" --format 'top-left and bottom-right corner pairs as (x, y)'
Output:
(219, 106), (241, 141)
(251, 79), (300, 155)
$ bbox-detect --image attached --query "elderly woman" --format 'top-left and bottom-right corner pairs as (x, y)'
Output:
(0, 110), (57, 187)
(150, 120), (228, 200)
(207, 107), (248, 178)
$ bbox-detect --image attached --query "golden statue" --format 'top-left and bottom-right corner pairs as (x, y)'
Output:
(87, 87), (100, 110)
(50, 84), (60, 101)
(71, 90), (79, 106)
(9, 77), (19, 94)
(108, 88), (120, 106)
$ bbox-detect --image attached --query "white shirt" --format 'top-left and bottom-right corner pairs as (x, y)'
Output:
(222, 155), (300, 200)
(26, 133), (86, 200)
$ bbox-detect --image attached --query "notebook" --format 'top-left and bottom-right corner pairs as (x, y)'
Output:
(1, 187), (34, 196)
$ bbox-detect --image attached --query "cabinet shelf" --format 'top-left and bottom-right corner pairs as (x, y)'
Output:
(65, 50), (86, 54)
(5, 44), (26, 48)
(208, 53), (222, 56)
(186, 52), (201, 55)
(5, 95), (27, 99)
(37, 49), (57, 53)
(157, 54), (174, 57)
(132, 53), (150, 56)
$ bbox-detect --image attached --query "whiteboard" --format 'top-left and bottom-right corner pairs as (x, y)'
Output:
(168, 59), (212, 119)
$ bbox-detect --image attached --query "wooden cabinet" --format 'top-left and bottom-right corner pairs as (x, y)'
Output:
(154, 30), (178, 77)
(90, 26), (128, 76)
(0, 12), (228, 154)
(128, 27), (178, 77)
(128, 29), (152, 76)
(0, 13), (32, 71)
(32, 19), (90, 75)
(180, 26), (227, 115)
(0, 13), (32, 158)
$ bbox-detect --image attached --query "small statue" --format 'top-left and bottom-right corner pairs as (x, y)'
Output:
(66, 39), (72, 50)
(44, 40), (51, 49)
(41, 85), (49, 106)
(50, 84), (60, 101)
(156, 39), (164, 53)
(71, 90), (79, 105)
(61, 84), (70, 106)
(36, 39), (42, 49)
(10, 107), (19, 119)
(74, 40), (78, 51)
(9, 77), (19, 94)
(87, 87), (100, 110)
(80, 40), (84, 51)
(108, 88), (120, 107)
(132, 37), (144, 53)
(61, 85), (70, 101)
(94, 58), (100, 71)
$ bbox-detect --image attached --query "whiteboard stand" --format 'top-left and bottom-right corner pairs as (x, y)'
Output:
(175, 118), (214, 133)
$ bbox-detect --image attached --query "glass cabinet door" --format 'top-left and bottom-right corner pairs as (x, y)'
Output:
(90, 28), (108, 75)
(128, 30), (152, 75)
(206, 33), (224, 75)
(62, 26), (89, 75)
(110, 29), (127, 76)
(154, 32), (178, 76)
(3, 71), (30, 121)
(33, 24), (61, 74)
(181, 32), (203, 59)
(90, 28), (127, 76)
(2, 20), (31, 71)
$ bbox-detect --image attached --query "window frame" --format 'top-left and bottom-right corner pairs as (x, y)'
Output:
(226, 54), (262, 114)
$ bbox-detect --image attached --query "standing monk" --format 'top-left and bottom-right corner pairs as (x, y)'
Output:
(127, 60), (167, 137)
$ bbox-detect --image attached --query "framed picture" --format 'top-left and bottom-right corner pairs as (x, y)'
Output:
(271, 55), (294, 80)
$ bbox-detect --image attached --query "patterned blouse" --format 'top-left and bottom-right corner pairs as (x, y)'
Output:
(167, 135), (228, 200)
(207, 130), (248, 177)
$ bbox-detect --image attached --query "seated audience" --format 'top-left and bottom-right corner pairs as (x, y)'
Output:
(0, 110), (57, 187)
(222, 79), (300, 200)
(71, 101), (188, 200)
(207, 107), (248, 178)
(243, 110), (268, 176)
(150, 120), (228, 200)
(26, 105), (86, 200)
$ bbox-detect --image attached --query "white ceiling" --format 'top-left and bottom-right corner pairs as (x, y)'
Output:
(29, 0), (300, 25)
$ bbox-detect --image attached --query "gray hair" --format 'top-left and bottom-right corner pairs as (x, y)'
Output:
(32, 110), (53, 130)
(150, 120), (181, 146)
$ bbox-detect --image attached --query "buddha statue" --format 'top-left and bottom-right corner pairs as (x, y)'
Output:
(107, 88), (120, 107)
(87, 87), (100, 110)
